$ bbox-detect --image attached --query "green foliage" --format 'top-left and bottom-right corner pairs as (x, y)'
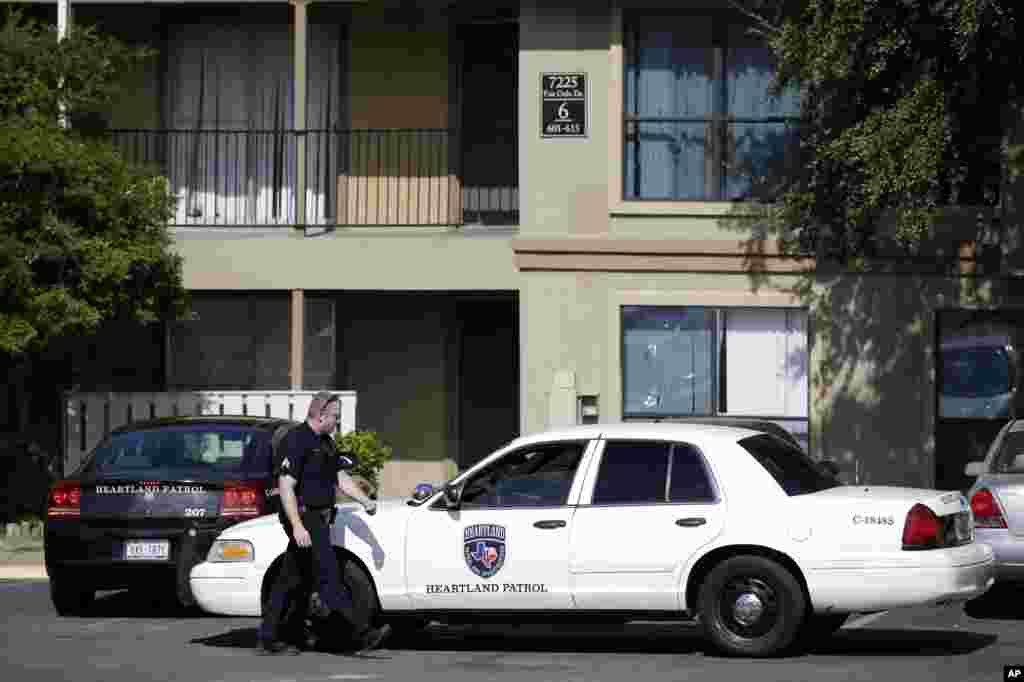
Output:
(333, 430), (393, 498)
(0, 7), (188, 358)
(731, 0), (1024, 261)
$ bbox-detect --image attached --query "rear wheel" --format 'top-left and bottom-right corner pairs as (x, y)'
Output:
(50, 573), (95, 616)
(697, 555), (806, 657)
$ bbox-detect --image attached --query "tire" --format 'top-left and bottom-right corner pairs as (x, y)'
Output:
(697, 555), (806, 657)
(338, 555), (380, 648)
(50, 573), (95, 617)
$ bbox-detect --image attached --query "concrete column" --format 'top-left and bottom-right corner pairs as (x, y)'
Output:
(57, 0), (73, 128)
(291, 290), (305, 390)
(291, 0), (308, 230)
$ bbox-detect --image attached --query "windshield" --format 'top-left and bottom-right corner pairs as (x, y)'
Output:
(81, 425), (273, 481)
(994, 430), (1024, 474)
(941, 346), (1012, 398)
(738, 433), (841, 496)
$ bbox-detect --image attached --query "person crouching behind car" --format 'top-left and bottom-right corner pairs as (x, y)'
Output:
(257, 391), (391, 655)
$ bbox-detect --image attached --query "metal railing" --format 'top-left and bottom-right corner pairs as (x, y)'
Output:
(104, 128), (519, 227)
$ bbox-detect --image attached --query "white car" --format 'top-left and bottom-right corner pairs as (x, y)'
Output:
(190, 423), (994, 657)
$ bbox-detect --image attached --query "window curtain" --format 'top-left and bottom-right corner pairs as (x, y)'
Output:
(722, 309), (807, 417)
(724, 25), (801, 200)
(624, 17), (713, 200)
(164, 21), (342, 225)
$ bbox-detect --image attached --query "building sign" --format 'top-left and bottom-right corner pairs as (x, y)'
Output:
(541, 73), (586, 138)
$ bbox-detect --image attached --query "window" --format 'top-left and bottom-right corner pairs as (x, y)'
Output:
(738, 433), (839, 496)
(593, 441), (670, 504)
(622, 306), (808, 447)
(669, 444), (717, 503)
(937, 309), (1022, 420)
(84, 425), (273, 481)
(592, 440), (716, 505)
(623, 11), (801, 201)
(457, 442), (586, 508)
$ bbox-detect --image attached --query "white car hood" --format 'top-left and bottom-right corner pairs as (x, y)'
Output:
(218, 496), (415, 539)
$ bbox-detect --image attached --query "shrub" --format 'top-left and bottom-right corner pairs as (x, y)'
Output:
(333, 430), (392, 499)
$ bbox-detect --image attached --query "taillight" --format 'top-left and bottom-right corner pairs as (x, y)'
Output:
(902, 503), (942, 550)
(48, 481), (81, 518)
(970, 488), (1008, 529)
(222, 481), (263, 518)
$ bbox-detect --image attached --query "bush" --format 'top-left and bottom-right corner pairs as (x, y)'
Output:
(333, 430), (392, 499)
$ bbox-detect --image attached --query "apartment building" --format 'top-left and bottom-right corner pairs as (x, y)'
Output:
(11, 0), (1024, 495)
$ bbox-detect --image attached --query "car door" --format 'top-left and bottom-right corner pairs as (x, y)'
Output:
(405, 440), (593, 610)
(569, 439), (725, 611)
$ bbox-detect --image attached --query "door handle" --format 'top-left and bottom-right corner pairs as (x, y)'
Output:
(675, 517), (706, 527)
(533, 520), (567, 529)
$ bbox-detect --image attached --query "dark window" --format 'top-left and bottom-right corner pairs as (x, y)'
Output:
(738, 433), (840, 496)
(592, 441), (670, 505)
(669, 444), (716, 502)
(82, 425), (274, 481)
(623, 11), (801, 201)
(459, 442), (585, 508)
(993, 430), (1024, 473)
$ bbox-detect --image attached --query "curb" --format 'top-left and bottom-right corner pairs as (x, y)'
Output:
(0, 564), (48, 580)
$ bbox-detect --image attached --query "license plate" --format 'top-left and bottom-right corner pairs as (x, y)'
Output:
(124, 540), (169, 561)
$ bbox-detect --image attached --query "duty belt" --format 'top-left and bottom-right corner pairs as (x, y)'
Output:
(299, 505), (336, 525)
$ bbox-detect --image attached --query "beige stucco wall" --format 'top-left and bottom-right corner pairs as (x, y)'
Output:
(518, 266), (990, 489)
(171, 229), (519, 290)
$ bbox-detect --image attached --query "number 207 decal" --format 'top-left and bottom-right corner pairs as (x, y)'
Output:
(184, 508), (206, 517)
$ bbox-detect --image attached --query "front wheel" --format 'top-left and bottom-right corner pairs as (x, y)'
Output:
(338, 556), (380, 648)
(50, 572), (95, 616)
(697, 555), (806, 657)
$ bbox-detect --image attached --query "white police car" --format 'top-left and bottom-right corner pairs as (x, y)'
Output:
(190, 423), (994, 657)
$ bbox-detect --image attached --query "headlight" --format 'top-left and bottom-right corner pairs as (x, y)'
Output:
(207, 539), (255, 563)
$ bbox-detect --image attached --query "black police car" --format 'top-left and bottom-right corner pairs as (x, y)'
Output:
(45, 416), (291, 615)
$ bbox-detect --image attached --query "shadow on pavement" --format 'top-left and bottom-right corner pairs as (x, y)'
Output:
(807, 628), (997, 657)
(963, 584), (1024, 621)
(190, 622), (997, 658)
(70, 589), (212, 619)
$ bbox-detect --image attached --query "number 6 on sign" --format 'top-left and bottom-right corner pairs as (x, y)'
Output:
(558, 102), (569, 120)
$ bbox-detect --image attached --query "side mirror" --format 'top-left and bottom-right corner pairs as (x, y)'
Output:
(443, 483), (462, 509)
(964, 461), (987, 477)
(411, 482), (435, 502)
(818, 459), (840, 477)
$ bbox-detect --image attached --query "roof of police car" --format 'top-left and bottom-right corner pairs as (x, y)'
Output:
(513, 421), (773, 445)
(109, 415), (295, 433)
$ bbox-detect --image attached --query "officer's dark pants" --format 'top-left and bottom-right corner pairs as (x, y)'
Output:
(259, 509), (357, 645)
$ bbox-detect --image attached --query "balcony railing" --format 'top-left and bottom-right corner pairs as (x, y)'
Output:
(104, 129), (518, 228)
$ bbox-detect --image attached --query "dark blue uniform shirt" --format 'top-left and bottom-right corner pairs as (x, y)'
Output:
(278, 422), (343, 509)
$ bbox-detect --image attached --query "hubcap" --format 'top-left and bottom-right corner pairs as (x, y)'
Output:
(732, 592), (764, 626)
(719, 576), (780, 639)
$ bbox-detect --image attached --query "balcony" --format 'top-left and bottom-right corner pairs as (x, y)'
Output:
(104, 128), (519, 228)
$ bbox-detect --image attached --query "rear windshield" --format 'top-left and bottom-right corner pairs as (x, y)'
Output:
(993, 429), (1024, 474)
(738, 433), (841, 496)
(81, 425), (274, 480)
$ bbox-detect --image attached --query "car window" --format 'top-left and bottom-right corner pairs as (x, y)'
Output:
(83, 425), (273, 480)
(459, 441), (586, 508)
(738, 433), (841, 496)
(668, 444), (717, 503)
(592, 441), (670, 504)
(993, 429), (1024, 473)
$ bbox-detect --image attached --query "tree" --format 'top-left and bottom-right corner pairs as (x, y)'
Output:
(730, 0), (1024, 261)
(0, 7), (189, 359)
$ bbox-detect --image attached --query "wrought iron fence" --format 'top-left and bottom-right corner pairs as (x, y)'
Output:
(105, 128), (518, 227)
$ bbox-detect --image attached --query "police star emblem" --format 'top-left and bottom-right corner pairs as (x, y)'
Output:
(463, 524), (507, 579)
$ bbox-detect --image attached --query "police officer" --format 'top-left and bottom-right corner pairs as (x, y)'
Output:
(257, 391), (391, 655)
